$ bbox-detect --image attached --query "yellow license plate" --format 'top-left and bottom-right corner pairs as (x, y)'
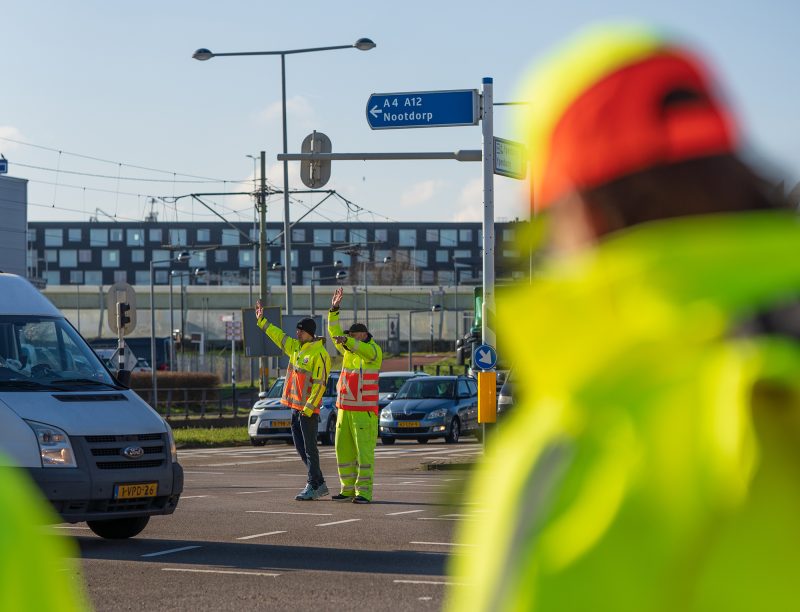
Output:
(270, 420), (291, 428)
(397, 421), (420, 428)
(114, 482), (158, 500)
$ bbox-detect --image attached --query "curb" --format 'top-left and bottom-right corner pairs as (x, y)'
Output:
(420, 459), (475, 471)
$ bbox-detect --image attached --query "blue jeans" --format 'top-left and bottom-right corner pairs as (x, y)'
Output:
(291, 410), (324, 489)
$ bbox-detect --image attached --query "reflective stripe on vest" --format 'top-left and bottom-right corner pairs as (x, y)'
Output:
(337, 366), (380, 412)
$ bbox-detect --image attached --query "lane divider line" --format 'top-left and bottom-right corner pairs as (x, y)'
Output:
(234, 490), (274, 495)
(315, 518), (362, 527)
(141, 545), (202, 558)
(410, 541), (477, 547)
(181, 495), (212, 499)
(385, 510), (425, 516)
(246, 510), (333, 516)
(394, 579), (467, 586)
(237, 531), (287, 540)
(162, 568), (279, 577)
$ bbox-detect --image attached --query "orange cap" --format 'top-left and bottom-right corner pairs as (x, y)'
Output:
(519, 25), (738, 209)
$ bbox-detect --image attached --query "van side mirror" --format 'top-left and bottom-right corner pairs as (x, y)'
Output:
(115, 369), (131, 387)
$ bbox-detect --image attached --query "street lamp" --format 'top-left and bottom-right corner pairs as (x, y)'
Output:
(310, 260), (343, 316)
(170, 267), (205, 371)
(408, 304), (441, 371)
(150, 250), (190, 409)
(192, 37), (376, 317)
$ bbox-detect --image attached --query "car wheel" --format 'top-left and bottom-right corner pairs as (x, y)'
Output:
(87, 516), (150, 539)
(322, 414), (336, 446)
(285, 438), (295, 445)
(250, 438), (267, 447)
(381, 437), (396, 445)
(445, 418), (460, 444)
(416, 438), (429, 444)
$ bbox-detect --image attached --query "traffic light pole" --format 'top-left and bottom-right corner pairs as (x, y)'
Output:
(259, 151), (268, 391)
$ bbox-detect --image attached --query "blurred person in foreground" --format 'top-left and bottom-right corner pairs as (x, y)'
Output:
(446, 24), (800, 612)
(1, 457), (88, 610)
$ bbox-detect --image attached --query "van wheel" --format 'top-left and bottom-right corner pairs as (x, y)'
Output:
(445, 418), (460, 444)
(381, 437), (395, 445)
(250, 438), (267, 447)
(87, 516), (150, 539)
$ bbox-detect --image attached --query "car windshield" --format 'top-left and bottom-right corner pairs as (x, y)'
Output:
(396, 379), (455, 400)
(266, 378), (285, 398)
(0, 316), (117, 390)
(379, 376), (413, 393)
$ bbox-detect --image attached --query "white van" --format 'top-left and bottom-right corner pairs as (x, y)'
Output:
(0, 274), (182, 539)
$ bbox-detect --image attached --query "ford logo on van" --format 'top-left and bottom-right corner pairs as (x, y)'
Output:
(122, 446), (144, 459)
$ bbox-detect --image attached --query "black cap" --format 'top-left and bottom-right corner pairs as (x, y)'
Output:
(296, 317), (317, 336)
(348, 323), (368, 334)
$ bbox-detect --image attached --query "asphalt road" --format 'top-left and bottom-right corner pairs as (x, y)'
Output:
(58, 439), (483, 611)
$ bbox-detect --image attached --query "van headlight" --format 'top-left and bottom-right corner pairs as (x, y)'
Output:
(427, 408), (448, 420)
(379, 407), (393, 421)
(164, 420), (178, 463)
(25, 421), (77, 468)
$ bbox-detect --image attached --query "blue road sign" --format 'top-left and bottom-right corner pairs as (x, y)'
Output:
(0, 159), (7, 174)
(366, 89), (479, 130)
(473, 343), (497, 370)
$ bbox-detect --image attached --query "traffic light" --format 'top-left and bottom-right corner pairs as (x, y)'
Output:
(117, 302), (131, 328)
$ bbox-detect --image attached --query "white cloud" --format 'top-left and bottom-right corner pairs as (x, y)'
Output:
(258, 96), (316, 132)
(400, 179), (438, 208)
(0, 126), (24, 155)
(452, 176), (529, 222)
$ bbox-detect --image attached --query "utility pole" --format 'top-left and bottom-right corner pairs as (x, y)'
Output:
(259, 151), (268, 390)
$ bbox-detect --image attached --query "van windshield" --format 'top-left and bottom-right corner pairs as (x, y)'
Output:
(0, 316), (118, 390)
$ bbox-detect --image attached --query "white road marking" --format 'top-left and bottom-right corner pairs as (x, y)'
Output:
(410, 541), (477, 547)
(162, 568), (279, 577)
(237, 531), (287, 540)
(247, 510), (332, 516)
(385, 509), (425, 516)
(181, 495), (211, 499)
(394, 579), (466, 586)
(141, 545), (202, 558)
(182, 471), (225, 475)
(419, 596), (433, 601)
(234, 490), (273, 495)
(418, 517), (474, 521)
(54, 525), (91, 530)
(315, 518), (362, 527)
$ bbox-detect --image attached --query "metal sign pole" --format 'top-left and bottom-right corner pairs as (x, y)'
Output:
(481, 77), (496, 349)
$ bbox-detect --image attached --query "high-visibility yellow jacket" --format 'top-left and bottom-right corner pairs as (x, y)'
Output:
(257, 317), (331, 415)
(328, 309), (383, 413)
(447, 211), (800, 612)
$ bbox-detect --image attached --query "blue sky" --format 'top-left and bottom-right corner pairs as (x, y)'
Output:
(2, 0), (798, 225)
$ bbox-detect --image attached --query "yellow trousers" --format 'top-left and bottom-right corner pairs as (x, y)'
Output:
(335, 410), (377, 500)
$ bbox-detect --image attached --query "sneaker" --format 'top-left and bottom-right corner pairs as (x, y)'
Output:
(295, 484), (315, 501)
(331, 493), (353, 501)
(315, 483), (329, 497)
(352, 495), (371, 504)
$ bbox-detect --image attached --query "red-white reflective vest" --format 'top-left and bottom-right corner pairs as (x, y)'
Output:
(328, 309), (383, 414)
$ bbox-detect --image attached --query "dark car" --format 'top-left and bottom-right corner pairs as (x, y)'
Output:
(378, 375), (479, 445)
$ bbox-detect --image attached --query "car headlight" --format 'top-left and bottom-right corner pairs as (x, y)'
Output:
(498, 395), (512, 406)
(379, 407), (393, 421)
(427, 408), (448, 420)
(25, 421), (77, 468)
(164, 420), (178, 463)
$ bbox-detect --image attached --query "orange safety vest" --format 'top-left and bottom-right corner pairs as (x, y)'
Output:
(327, 309), (383, 414)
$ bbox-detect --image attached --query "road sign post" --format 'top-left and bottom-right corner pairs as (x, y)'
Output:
(366, 90), (479, 129)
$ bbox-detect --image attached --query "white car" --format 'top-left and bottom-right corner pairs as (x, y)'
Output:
(248, 371), (340, 446)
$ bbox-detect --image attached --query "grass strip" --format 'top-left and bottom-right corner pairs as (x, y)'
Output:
(174, 426), (250, 449)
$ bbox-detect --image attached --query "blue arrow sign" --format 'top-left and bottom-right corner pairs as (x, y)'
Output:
(0, 159), (7, 174)
(473, 343), (497, 370)
(366, 89), (479, 130)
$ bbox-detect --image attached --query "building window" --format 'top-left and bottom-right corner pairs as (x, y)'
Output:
(398, 229), (416, 247)
(503, 249), (520, 258)
(402, 270), (417, 285)
(279, 250), (299, 268)
(454, 249), (471, 260)
(393, 250), (409, 264)
(69, 270), (83, 284)
(68, 228), (82, 242)
(221, 229), (239, 246)
(374, 249), (391, 263)
(351, 229), (367, 245)
(27, 229), (36, 243)
(113, 270), (127, 283)
(412, 250), (428, 267)
(101, 250), (119, 267)
(59, 250), (77, 268)
(135, 270), (150, 285)
(310, 249), (323, 263)
(197, 228), (210, 242)
(249, 228), (258, 242)
(337, 253), (351, 267)
(110, 228), (123, 242)
(333, 229), (347, 243)
(267, 270), (283, 286)
(149, 228), (162, 243)
(440, 229), (457, 246)
(436, 249), (449, 263)
(44, 270), (61, 286)
(459, 229), (473, 242)
(152, 249), (171, 267)
(426, 229), (439, 243)
(503, 229), (515, 242)
(131, 249), (145, 263)
(292, 228), (305, 242)
(84, 270), (102, 285)
(168, 228), (187, 245)
(155, 270), (168, 284)
(90, 228), (108, 247)
(215, 249), (228, 264)
(78, 250), (92, 263)
(44, 229), (63, 247)
(266, 228), (282, 245)
(421, 270), (435, 284)
(313, 229), (331, 246)
(302, 270), (313, 285)
(45, 249), (58, 263)
(127, 228), (145, 246)
(239, 250), (254, 268)
(190, 251), (207, 268)
(438, 270), (455, 285)
(374, 229), (387, 243)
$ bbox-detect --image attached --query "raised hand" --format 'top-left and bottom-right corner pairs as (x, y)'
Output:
(332, 335), (348, 344)
(331, 286), (344, 310)
(255, 299), (263, 320)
